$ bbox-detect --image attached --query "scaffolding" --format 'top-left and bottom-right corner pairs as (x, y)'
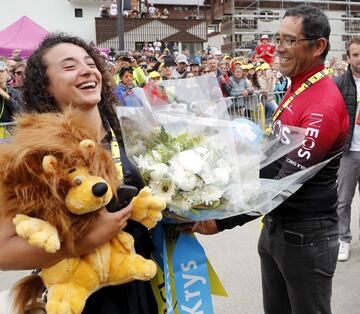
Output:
(217, 0), (360, 56)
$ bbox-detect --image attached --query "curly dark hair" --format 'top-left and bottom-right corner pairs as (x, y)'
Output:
(22, 33), (123, 144)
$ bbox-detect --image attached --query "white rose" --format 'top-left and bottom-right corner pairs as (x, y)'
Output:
(150, 163), (169, 181)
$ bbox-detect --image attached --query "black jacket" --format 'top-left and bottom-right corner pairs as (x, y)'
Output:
(333, 66), (357, 153)
(0, 85), (22, 123)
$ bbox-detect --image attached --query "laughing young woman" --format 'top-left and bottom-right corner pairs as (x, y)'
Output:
(0, 34), (158, 314)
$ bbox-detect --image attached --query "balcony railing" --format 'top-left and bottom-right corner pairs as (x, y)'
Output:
(345, 21), (360, 31)
(221, 40), (257, 53)
(221, 19), (258, 33)
(95, 17), (208, 50)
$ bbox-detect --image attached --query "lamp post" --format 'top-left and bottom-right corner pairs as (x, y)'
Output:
(117, 0), (125, 50)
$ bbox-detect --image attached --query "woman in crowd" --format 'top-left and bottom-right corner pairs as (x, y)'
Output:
(0, 33), (158, 314)
(115, 66), (144, 107)
(227, 66), (254, 98)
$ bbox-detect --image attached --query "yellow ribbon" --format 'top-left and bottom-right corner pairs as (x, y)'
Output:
(265, 70), (326, 136)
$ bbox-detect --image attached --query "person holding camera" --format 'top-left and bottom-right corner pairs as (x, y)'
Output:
(114, 53), (147, 87)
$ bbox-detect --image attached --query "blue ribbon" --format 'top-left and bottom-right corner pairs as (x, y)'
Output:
(172, 233), (214, 314)
(152, 224), (165, 270)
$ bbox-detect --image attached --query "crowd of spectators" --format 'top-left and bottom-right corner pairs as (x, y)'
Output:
(100, 1), (171, 19)
(0, 36), (349, 126)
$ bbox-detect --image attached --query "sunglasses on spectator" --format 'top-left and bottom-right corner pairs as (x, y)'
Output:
(202, 70), (210, 73)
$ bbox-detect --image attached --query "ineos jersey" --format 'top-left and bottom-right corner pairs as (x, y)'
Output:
(262, 65), (349, 221)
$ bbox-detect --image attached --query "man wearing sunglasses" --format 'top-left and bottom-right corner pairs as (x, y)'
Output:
(185, 5), (349, 314)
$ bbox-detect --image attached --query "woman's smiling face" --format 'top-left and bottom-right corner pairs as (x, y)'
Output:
(44, 43), (102, 110)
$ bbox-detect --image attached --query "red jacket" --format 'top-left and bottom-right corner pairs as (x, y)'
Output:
(263, 64), (349, 221)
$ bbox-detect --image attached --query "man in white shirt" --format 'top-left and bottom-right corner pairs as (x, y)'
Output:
(334, 37), (360, 261)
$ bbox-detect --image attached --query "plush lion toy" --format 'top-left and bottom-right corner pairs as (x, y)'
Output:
(0, 109), (166, 314)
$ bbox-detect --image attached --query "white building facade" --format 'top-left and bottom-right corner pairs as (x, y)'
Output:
(1, 0), (108, 45)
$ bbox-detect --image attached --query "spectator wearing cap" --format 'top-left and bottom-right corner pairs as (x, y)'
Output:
(231, 60), (242, 74)
(159, 57), (176, 80)
(0, 57), (22, 123)
(242, 63), (256, 83)
(173, 54), (188, 79)
(114, 53), (147, 87)
(115, 67), (143, 107)
(214, 50), (223, 61)
(223, 55), (232, 62)
(255, 34), (275, 65)
(227, 66), (253, 99)
(190, 60), (201, 77)
(144, 71), (168, 106)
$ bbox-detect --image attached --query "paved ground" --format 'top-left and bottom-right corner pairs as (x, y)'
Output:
(1, 194), (359, 314)
(200, 193), (360, 314)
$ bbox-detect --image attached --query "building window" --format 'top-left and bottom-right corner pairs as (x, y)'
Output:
(259, 10), (279, 21)
(75, 8), (83, 18)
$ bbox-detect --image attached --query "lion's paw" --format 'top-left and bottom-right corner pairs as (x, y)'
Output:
(130, 187), (166, 229)
(13, 214), (60, 253)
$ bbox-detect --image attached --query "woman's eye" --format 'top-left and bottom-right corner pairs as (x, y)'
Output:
(64, 65), (76, 70)
(74, 176), (82, 186)
(87, 63), (97, 68)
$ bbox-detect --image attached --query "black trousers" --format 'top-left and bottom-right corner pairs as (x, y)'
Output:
(258, 216), (339, 314)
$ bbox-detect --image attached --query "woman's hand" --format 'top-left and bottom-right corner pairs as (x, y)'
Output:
(75, 204), (133, 256)
(0, 204), (133, 270)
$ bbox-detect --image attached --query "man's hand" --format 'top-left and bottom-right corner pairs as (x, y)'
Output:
(178, 220), (220, 235)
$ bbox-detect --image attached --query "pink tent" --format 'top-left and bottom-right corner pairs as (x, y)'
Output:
(0, 16), (49, 58)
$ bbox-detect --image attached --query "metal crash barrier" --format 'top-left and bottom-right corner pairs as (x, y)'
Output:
(259, 91), (286, 106)
(227, 95), (266, 130)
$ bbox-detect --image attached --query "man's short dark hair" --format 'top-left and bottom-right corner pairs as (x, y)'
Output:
(346, 37), (360, 57)
(284, 5), (330, 60)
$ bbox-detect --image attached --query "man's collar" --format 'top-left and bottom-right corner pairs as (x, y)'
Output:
(290, 64), (325, 92)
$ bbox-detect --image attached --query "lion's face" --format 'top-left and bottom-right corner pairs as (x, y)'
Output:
(41, 140), (114, 215)
(65, 167), (113, 215)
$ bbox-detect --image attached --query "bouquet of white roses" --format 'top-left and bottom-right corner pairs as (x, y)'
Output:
(117, 103), (312, 221)
(118, 108), (245, 219)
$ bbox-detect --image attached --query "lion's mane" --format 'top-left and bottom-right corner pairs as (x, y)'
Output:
(0, 109), (121, 253)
